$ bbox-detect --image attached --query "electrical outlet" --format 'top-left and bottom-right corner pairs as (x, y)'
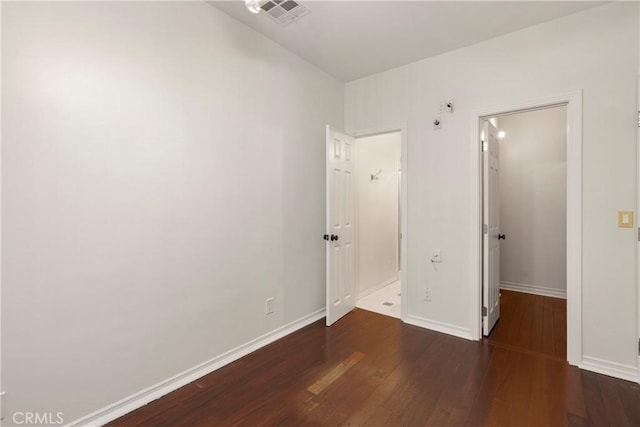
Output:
(265, 298), (274, 315)
(425, 288), (431, 301)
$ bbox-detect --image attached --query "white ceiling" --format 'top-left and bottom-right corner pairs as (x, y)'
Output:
(210, 1), (605, 82)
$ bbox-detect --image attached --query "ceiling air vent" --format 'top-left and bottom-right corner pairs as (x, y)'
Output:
(260, 0), (310, 26)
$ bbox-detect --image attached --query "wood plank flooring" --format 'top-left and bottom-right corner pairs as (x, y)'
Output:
(486, 290), (567, 360)
(109, 305), (640, 426)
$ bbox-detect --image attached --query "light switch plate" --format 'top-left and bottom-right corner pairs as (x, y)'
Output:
(618, 211), (634, 228)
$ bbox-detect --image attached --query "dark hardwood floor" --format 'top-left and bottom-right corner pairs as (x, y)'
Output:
(109, 305), (640, 426)
(486, 290), (567, 360)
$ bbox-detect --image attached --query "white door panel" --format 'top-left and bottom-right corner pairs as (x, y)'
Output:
(326, 126), (356, 326)
(483, 120), (501, 336)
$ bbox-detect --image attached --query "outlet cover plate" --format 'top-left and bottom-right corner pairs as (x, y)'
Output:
(265, 298), (274, 315)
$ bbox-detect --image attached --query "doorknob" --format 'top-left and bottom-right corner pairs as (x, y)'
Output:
(323, 234), (330, 241)
(330, 234), (339, 241)
(498, 234), (506, 240)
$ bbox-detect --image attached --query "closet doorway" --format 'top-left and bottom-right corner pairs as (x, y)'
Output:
(482, 106), (568, 359)
(471, 91), (582, 366)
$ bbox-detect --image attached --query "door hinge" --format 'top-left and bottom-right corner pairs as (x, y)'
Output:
(637, 227), (640, 242)
(483, 224), (488, 234)
(482, 141), (488, 152)
(638, 338), (640, 355)
(482, 306), (487, 317)
(637, 111), (640, 128)
(0, 391), (6, 420)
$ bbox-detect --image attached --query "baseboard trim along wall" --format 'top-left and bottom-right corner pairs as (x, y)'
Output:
(68, 308), (326, 427)
(580, 356), (638, 383)
(404, 315), (473, 340)
(406, 313), (637, 384)
(500, 281), (567, 299)
(358, 276), (399, 300)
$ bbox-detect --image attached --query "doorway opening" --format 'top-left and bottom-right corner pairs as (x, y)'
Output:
(354, 131), (402, 319)
(482, 106), (568, 359)
(471, 91), (582, 366)
(325, 124), (407, 327)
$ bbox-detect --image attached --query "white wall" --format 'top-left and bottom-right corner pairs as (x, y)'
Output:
(345, 2), (638, 370)
(356, 132), (400, 297)
(498, 107), (567, 297)
(1, 1), (342, 424)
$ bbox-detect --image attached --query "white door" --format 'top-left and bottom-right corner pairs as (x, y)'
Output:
(483, 120), (501, 336)
(325, 125), (356, 326)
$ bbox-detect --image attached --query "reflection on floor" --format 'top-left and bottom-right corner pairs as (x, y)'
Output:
(486, 289), (567, 359)
(109, 308), (640, 426)
(356, 280), (401, 319)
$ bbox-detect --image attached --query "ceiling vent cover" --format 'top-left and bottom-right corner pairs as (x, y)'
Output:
(260, 0), (310, 26)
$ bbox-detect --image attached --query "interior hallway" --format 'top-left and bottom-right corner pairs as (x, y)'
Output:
(108, 309), (640, 426)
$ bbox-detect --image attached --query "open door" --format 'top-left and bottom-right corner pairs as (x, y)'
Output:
(325, 125), (356, 326)
(483, 120), (501, 336)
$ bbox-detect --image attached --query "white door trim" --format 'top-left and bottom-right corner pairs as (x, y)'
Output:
(351, 123), (408, 322)
(636, 74), (640, 384)
(0, 1), (4, 419)
(469, 91), (583, 367)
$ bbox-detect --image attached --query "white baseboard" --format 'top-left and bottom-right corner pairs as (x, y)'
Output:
(404, 315), (473, 340)
(580, 356), (638, 382)
(358, 275), (399, 299)
(500, 281), (566, 299)
(67, 308), (326, 427)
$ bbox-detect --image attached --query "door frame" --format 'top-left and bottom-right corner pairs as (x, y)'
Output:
(351, 123), (408, 321)
(0, 1), (4, 417)
(469, 91), (583, 366)
(637, 74), (640, 384)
